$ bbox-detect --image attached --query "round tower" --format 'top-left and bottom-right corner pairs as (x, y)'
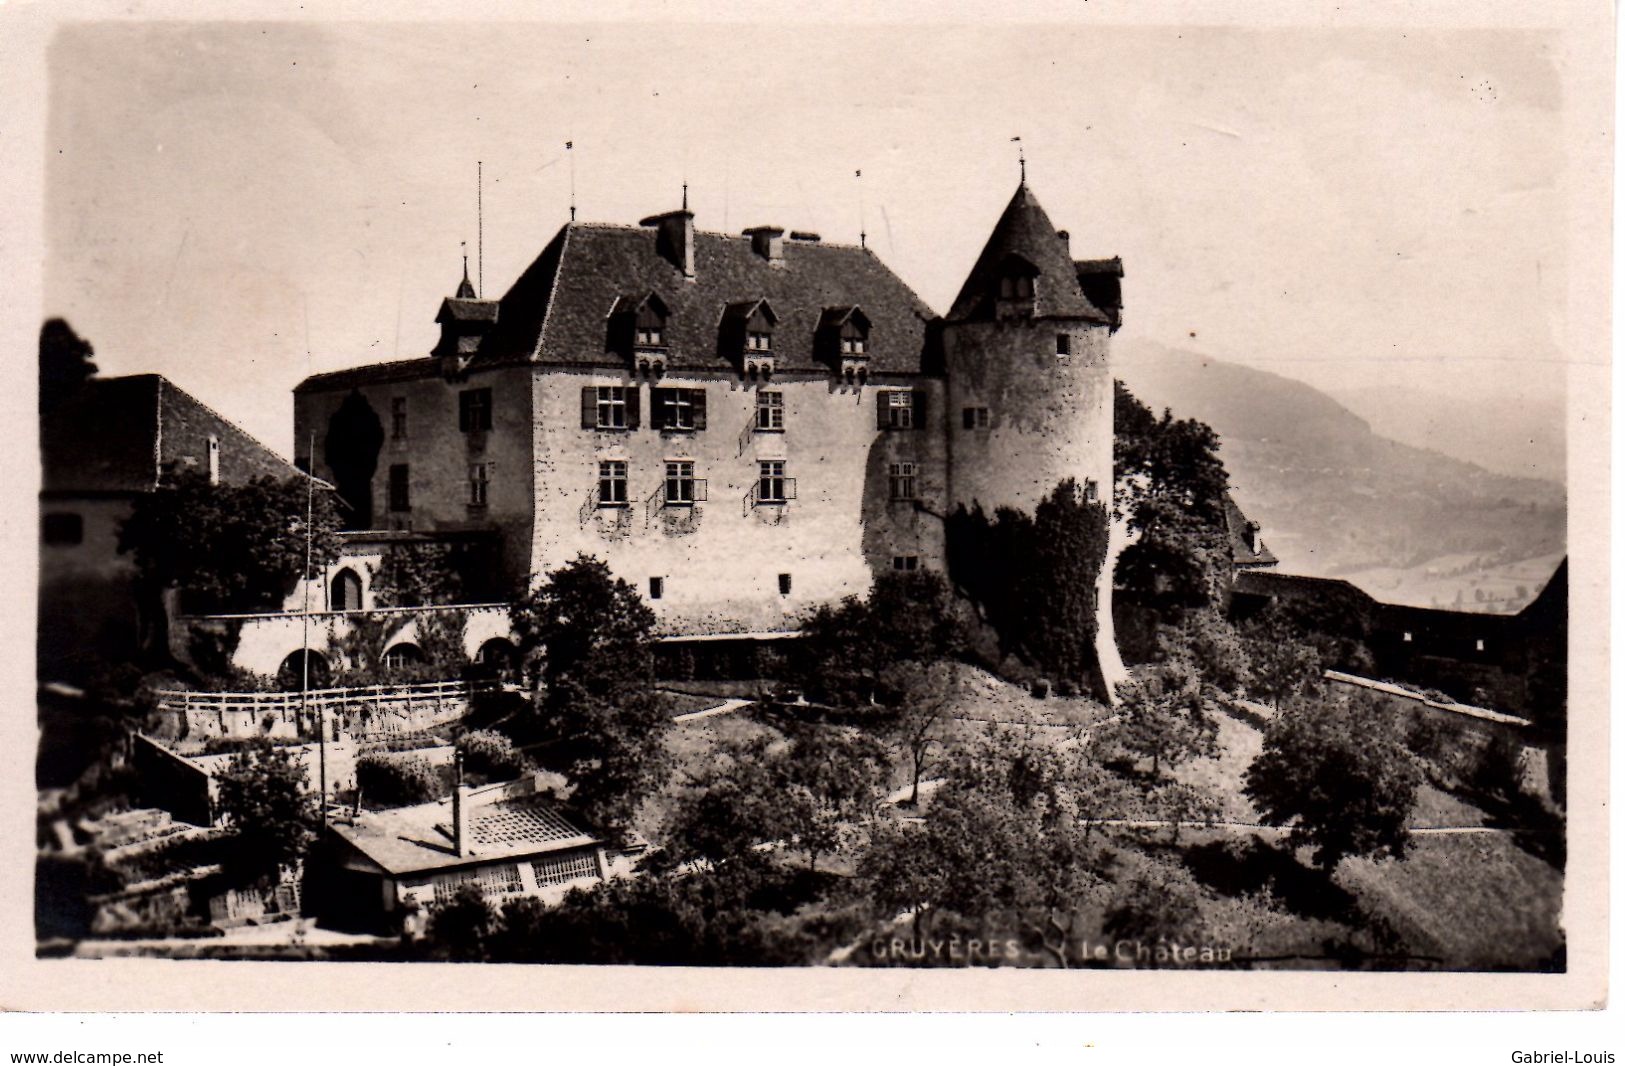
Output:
(942, 181), (1129, 698)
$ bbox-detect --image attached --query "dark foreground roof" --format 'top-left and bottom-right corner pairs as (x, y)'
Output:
(1223, 492), (1279, 568)
(43, 375), (303, 493)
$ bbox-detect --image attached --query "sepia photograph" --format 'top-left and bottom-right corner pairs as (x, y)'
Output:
(3, 0), (1611, 1020)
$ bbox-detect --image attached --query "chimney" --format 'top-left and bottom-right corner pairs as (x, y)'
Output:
(744, 225), (785, 264)
(1056, 229), (1070, 253)
(451, 751), (467, 857)
(640, 209), (696, 280)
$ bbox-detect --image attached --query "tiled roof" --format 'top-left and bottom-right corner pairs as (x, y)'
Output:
(475, 222), (939, 375)
(294, 357), (441, 394)
(947, 184), (1110, 324)
(330, 790), (599, 876)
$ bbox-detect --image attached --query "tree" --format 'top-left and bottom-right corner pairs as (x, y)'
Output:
(39, 318), (98, 417)
(1112, 381), (1233, 616)
(355, 752), (443, 807)
(119, 470), (342, 616)
(1102, 865), (1208, 959)
(1243, 691), (1422, 870)
(455, 729), (533, 782)
(370, 541), (465, 607)
(213, 738), (318, 886)
(944, 479), (1111, 693)
(858, 735), (1107, 964)
(879, 660), (956, 806)
(1097, 665), (1217, 777)
(662, 726), (888, 874)
(796, 570), (969, 707)
(509, 555), (668, 840)
(1243, 607), (1324, 708)
(426, 883), (497, 962)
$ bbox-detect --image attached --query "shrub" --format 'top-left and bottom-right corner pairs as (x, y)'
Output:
(356, 752), (443, 807)
(455, 729), (532, 782)
(1031, 678), (1052, 700)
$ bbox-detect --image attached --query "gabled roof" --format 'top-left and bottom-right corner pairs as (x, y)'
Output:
(947, 183), (1110, 324)
(471, 222), (937, 375)
(817, 305), (870, 332)
(1223, 491), (1278, 568)
(42, 374), (305, 494)
(722, 297), (778, 326)
(435, 297), (499, 324)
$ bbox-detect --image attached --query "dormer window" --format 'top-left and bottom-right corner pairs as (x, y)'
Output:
(721, 298), (779, 378)
(999, 275), (1034, 300)
(994, 254), (1040, 319)
(818, 306), (872, 383)
(610, 293), (671, 373)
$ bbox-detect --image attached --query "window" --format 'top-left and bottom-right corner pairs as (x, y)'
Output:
(999, 274), (1034, 300)
(636, 325), (664, 347)
(778, 573), (793, 595)
(649, 576), (664, 600)
(582, 385), (638, 430)
(468, 462), (490, 507)
(747, 330), (773, 352)
(758, 460), (789, 504)
(383, 643), (422, 670)
(756, 391), (784, 431)
(1084, 478), (1099, 503)
(388, 464), (410, 512)
(1475, 639), (1486, 653)
(41, 513), (82, 546)
(840, 335), (866, 355)
(1402, 632), (1414, 643)
(889, 462), (918, 501)
(598, 461), (628, 506)
(962, 406), (989, 430)
(1056, 333), (1072, 357)
(531, 852), (600, 888)
(879, 389), (916, 430)
(331, 568), (363, 611)
(665, 461), (697, 505)
(652, 387), (706, 431)
(207, 436), (220, 485)
(892, 555), (920, 572)
(460, 388), (493, 432)
(391, 397), (408, 439)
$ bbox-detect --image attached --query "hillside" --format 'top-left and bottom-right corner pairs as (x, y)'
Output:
(1329, 383), (1565, 484)
(1114, 340), (1566, 609)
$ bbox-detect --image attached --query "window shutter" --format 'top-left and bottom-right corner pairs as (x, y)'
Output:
(784, 477), (798, 500)
(877, 393), (890, 430)
(913, 389), (928, 428)
(459, 392), (471, 432)
(649, 388), (667, 430)
(691, 388), (707, 430)
(626, 387), (641, 429)
(581, 387), (597, 429)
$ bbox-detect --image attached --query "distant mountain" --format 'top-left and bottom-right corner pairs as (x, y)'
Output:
(1328, 383), (1565, 484)
(1114, 340), (1566, 591)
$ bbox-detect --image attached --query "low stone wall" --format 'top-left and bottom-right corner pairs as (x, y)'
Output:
(151, 680), (491, 747)
(1324, 670), (1553, 803)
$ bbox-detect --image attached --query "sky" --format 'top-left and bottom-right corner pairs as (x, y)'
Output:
(44, 20), (1578, 462)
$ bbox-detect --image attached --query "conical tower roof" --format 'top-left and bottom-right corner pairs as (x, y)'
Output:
(947, 183), (1107, 323)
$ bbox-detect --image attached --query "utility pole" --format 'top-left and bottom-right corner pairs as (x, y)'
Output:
(301, 431), (327, 831)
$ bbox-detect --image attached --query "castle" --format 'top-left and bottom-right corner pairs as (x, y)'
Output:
(291, 180), (1129, 691)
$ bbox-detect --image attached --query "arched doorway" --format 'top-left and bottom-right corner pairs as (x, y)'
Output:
(330, 568), (363, 611)
(277, 649), (332, 691)
(475, 638), (519, 681)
